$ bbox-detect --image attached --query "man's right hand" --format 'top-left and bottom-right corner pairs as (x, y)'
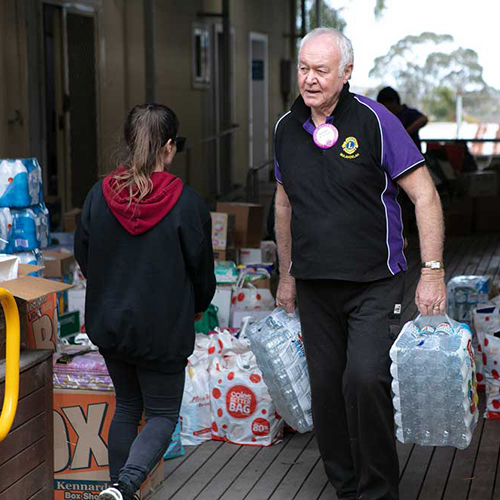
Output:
(276, 276), (296, 313)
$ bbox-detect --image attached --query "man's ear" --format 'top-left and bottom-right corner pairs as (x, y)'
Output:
(343, 63), (354, 83)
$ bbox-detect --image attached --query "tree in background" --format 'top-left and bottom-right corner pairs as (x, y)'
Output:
(369, 32), (500, 122)
(296, 0), (386, 35)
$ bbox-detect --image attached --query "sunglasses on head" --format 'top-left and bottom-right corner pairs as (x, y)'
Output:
(174, 136), (186, 153)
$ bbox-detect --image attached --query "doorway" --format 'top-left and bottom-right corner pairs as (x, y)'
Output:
(43, 3), (99, 212)
(249, 33), (269, 181)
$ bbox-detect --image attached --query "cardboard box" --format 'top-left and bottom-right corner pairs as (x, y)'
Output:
(43, 251), (75, 278)
(211, 212), (236, 250)
(213, 248), (238, 263)
(239, 248), (263, 265)
(53, 388), (166, 499)
(473, 196), (500, 232)
(54, 388), (116, 499)
(0, 268), (71, 359)
(216, 202), (264, 248)
(465, 171), (498, 197)
(63, 208), (82, 232)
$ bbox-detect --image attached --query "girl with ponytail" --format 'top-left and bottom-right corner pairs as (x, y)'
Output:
(75, 104), (215, 500)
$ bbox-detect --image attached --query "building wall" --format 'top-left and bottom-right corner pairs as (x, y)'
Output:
(0, 0), (292, 202)
(0, 0), (30, 158)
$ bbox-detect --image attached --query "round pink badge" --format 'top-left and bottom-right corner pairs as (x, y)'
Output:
(313, 123), (339, 149)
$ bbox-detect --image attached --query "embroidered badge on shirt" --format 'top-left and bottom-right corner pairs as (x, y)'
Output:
(340, 136), (360, 159)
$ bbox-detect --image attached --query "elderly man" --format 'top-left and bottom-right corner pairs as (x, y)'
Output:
(274, 28), (445, 500)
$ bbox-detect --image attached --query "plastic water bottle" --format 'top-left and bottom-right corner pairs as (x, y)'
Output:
(390, 317), (478, 449)
(246, 308), (313, 433)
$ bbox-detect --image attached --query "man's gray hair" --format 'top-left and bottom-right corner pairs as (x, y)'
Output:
(299, 27), (354, 77)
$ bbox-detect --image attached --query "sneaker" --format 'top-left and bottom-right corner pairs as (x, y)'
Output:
(99, 482), (140, 500)
(98, 484), (124, 500)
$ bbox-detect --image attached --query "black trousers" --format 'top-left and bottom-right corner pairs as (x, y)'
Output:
(104, 357), (185, 494)
(296, 273), (405, 500)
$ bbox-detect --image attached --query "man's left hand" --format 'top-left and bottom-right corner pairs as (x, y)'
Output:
(415, 270), (446, 316)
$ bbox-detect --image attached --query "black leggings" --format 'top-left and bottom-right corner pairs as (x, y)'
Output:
(104, 357), (185, 493)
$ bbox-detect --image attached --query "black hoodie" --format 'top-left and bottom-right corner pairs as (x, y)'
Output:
(74, 170), (216, 373)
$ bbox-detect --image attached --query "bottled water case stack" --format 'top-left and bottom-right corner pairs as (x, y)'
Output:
(246, 308), (313, 433)
(0, 158), (49, 254)
(390, 315), (478, 449)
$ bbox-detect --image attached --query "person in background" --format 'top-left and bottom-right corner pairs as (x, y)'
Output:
(75, 104), (216, 500)
(377, 86), (429, 231)
(377, 86), (428, 152)
(274, 28), (445, 500)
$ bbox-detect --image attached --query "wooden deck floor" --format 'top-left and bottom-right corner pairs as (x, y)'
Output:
(151, 233), (500, 500)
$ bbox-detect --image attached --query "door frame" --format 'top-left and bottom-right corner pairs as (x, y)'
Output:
(248, 31), (269, 171)
(31, 0), (102, 211)
(212, 23), (236, 196)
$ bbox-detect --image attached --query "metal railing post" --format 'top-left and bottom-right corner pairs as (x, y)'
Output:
(0, 289), (20, 443)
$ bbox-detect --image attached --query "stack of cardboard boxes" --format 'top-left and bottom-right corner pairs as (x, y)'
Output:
(210, 202), (278, 328)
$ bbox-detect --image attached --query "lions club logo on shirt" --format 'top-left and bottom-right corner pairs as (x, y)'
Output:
(340, 136), (360, 159)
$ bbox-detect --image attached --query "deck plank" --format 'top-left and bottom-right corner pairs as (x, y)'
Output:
(317, 482), (338, 500)
(195, 445), (261, 500)
(169, 442), (241, 500)
(416, 446), (456, 500)
(243, 432), (314, 500)
(467, 418), (500, 500)
(399, 445), (435, 500)
(217, 434), (294, 500)
(441, 414), (485, 500)
(269, 437), (320, 499)
(292, 456), (329, 500)
(154, 440), (224, 499)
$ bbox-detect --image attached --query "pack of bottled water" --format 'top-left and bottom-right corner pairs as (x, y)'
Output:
(390, 314), (478, 449)
(246, 308), (313, 433)
(0, 158), (42, 208)
(4, 203), (50, 253)
(447, 276), (491, 323)
(0, 207), (13, 252)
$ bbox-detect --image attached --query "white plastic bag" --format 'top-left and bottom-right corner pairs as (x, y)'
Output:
(231, 271), (275, 312)
(471, 306), (500, 419)
(179, 334), (212, 445)
(484, 333), (500, 419)
(471, 305), (500, 390)
(208, 331), (283, 446)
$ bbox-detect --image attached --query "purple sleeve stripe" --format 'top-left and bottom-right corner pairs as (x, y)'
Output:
(392, 159), (426, 180)
(273, 111), (291, 186)
(354, 96), (384, 164)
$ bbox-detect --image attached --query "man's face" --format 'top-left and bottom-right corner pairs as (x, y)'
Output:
(298, 35), (353, 113)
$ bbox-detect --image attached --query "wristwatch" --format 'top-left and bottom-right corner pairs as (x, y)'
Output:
(421, 260), (444, 270)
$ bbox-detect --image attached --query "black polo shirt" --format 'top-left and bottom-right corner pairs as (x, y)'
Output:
(274, 83), (425, 282)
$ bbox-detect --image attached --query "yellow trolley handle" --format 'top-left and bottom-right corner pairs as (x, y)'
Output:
(0, 288), (20, 443)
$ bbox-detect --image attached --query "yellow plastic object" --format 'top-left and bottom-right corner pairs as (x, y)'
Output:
(0, 288), (20, 442)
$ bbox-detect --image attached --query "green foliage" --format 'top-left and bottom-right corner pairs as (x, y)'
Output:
(370, 31), (498, 121)
(297, 0), (347, 33)
(374, 0), (387, 19)
(422, 86), (455, 121)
